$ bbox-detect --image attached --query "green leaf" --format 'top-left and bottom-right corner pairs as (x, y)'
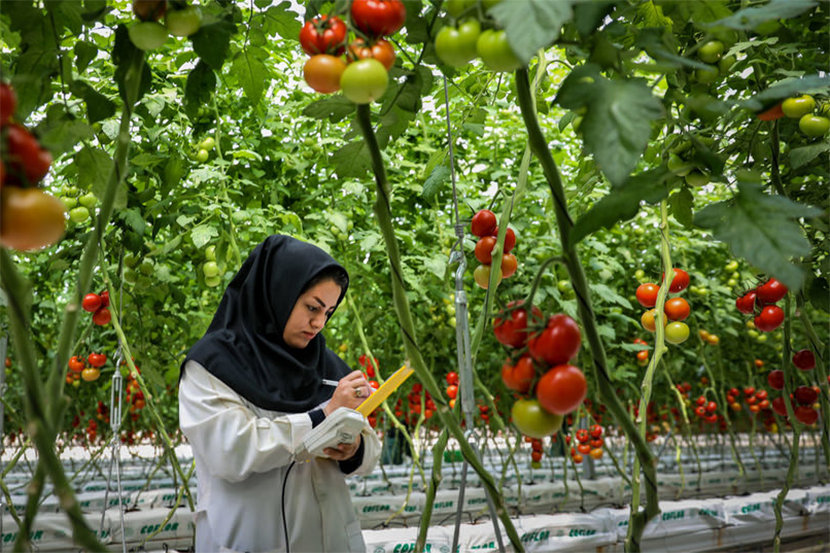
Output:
(74, 40), (98, 73)
(192, 19), (236, 70)
(589, 283), (632, 309)
(570, 169), (672, 245)
(332, 141), (371, 178)
(70, 81), (116, 124)
(707, 0), (817, 30)
(113, 25), (151, 105)
(634, 1), (673, 30)
(423, 165), (450, 202)
(122, 208), (146, 234)
(574, 1), (617, 36)
(76, 147), (112, 191)
(694, 178), (822, 290)
(191, 224), (219, 248)
(557, 65), (664, 186)
(264, 3), (302, 41)
(422, 254), (448, 279)
(232, 49), (269, 106)
(669, 187), (694, 228)
(184, 60), (216, 120)
(303, 96), (356, 123)
(742, 75), (830, 111)
(789, 142), (830, 170)
(489, 0), (576, 64)
(808, 277), (829, 313)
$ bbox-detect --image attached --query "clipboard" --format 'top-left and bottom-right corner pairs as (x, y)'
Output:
(356, 364), (414, 416)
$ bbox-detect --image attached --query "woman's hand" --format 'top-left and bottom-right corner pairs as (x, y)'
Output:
(323, 370), (371, 416)
(323, 434), (362, 461)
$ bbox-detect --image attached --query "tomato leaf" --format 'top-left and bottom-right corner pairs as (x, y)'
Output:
(570, 169), (672, 246)
(669, 187), (694, 228)
(422, 165), (450, 202)
(76, 147), (127, 210)
(694, 177), (822, 290)
(789, 142), (830, 170)
(192, 20), (235, 70)
(589, 283), (633, 310)
(332, 141), (372, 178)
(191, 224), (219, 249)
(303, 97), (355, 123)
(73, 40), (98, 73)
(556, 65), (664, 186)
(231, 48), (269, 106)
(184, 60), (216, 120)
(707, 0), (817, 30)
(263, 3), (302, 40)
(489, 0), (575, 64)
(808, 277), (830, 313)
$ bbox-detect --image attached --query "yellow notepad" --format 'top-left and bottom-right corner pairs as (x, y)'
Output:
(356, 365), (414, 416)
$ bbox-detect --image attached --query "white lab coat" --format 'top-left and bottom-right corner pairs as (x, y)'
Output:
(179, 360), (381, 553)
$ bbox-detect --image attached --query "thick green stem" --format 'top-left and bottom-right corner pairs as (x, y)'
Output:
(514, 68), (659, 551)
(355, 104), (523, 552)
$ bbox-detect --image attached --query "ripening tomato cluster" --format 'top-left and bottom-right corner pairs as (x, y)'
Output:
(632, 337), (649, 367)
(758, 94), (830, 138)
(0, 81), (67, 252)
(434, 0), (522, 73)
(735, 277), (788, 332)
(767, 348), (821, 426)
(129, 1), (203, 51)
(66, 352), (106, 384)
(469, 209), (518, 289)
(82, 291), (113, 326)
(525, 435), (545, 466)
(392, 383), (437, 427)
(635, 268), (691, 345)
(122, 360), (146, 422)
(568, 425), (604, 465)
(299, 0), (405, 104)
(726, 386), (771, 415)
(493, 301), (587, 439)
(445, 370), (459, 408)
(358, 353), (379, 378)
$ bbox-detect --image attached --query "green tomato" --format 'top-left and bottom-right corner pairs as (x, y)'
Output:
(473, 263), (501, 289)
(444, 0), (475, 17)
(756, 334), (767, 343)
(718, 55), (736, 74)
(60, 196), (78, 210)
(124, 253), (139, 268)
(205, 245), (217, 261)
(435, 20), (480, 68)
(196, 148), (209, 163)
(166, 6), (202, 37)
(69, 206), (90, 223)
(693, 286), (708, 297)
(725, 260), (739, 272)
(667, 154), (693, 177)
(339, 59), (389, 104)
(685, 170), (710, 187)
(199, 136), (215, 151)
(128, 21), (169, 51)
(798, 114), (829, 137)
(557, 279), (571, 293)
(511, 398), (563, 439)
(205, 275), (222, 288)
(634, 269), (646, 282)
(64, 186), (79, 196)
(665, 322), (690, 344)
(727, 278), (737, 287)
(695, 65), (720, 84)
(139, 259), (155, 276)
(476, 29), (521, 72)
(697, 40), (724, 64)
(202, 261), (220, 278)
(782, 95), (816, 119)
(79, 192), (98, 209)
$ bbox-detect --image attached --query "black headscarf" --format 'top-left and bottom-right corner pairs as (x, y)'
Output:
(182, 235), (352, 412)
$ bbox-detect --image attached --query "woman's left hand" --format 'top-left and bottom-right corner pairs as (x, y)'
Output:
(323, 434), (362, 461)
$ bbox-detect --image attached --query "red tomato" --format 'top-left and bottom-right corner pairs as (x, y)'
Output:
(92, 307), (111, 326)
(347, 38), (396, 70)
(4, 124), (52, 186)
(735, 290), (757, 314)
(493, 227), (516, 253)
(369, 380), (379, 389)
(589, 448), (603, 460)
(575, 428), (589, 443)
(771, 396), (790, 417)
(501, 253), (518, 279)
(81, 367), (101, 382)
(68, 355), (86, 373)
(767, 370), (785, 390)
(446, 371), (459, 385)
(474, 236), (497, 264)
(754, 305), (784, 332)
(100, 290), (110, 307)
(664, 268), (689, 293)
(744, 386), (755, 396)
(756, 278), (787, 304)
(792, 349), (816, 370)
(82, 293), (103, 313)
(528, 314), (581, 366)
(794, 385), (818, 406)
(351, 0), (406, 37)
(470, 209), (497, 237)
(577, 443), (592, 454)
(303, 54), (347, 94)
(635, 283), (659, 308)
(493, 300), (542, 348)
(664, 297), (690, 321)
(87, 352), (107, 368)
(535, 364), (587, 415)
(756, 103), (785, 121)
(500, 355), (535, 393)
(531, 450), (543, 462)
(446, 384), (458, 399)
(0, 82), (16, 125)
(299, 15), (347, 56)
(133, 0), (167, 22)
(794, 406), (818, 425)
(589, 424), (602, 439)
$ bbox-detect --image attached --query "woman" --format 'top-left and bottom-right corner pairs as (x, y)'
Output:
(179, 235), (380, 552)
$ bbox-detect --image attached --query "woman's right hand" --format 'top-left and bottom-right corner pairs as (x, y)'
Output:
(323, 370), (371, 416)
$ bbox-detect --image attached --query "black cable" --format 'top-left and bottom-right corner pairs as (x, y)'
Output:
(282, 461), (296, 553)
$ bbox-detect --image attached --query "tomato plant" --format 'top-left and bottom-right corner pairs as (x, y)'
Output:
(528, 314), (581, 366)
(511, 398), (563, 439)
(303, 54), (347, 94)
(536, 364), (587, 415)
(0, 186), (65, 251)
(339, 58), (388, 104)
(493, 300), (542, 348)
(300, 15), (347, 56)
(351, 0), (406, 37)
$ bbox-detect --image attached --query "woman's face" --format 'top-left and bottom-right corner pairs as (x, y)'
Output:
(282, 278), (342, 349)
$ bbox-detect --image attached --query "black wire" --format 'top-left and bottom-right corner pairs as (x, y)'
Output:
(282, 461), (296, 553)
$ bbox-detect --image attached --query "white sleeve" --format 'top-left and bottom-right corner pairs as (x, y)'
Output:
(351, 426), (382, 476)
(178, 361), (312, 483)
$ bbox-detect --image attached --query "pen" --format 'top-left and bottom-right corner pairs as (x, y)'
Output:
(322, 379), (339, 387)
